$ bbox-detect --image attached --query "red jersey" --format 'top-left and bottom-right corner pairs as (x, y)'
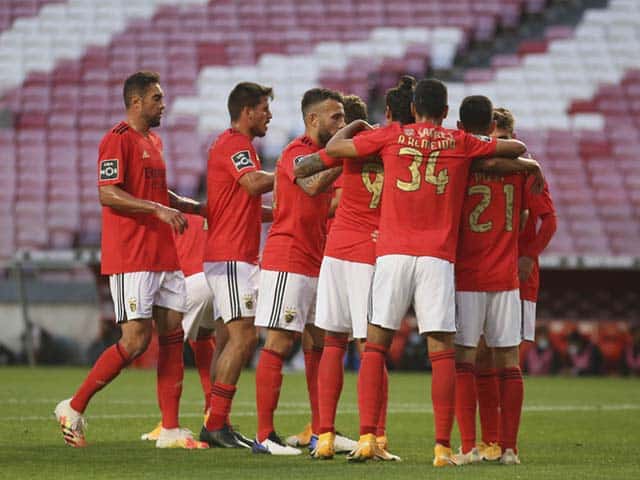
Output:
(204, 129), (262, 264)
(98, 122), (179, 275)
(261, 135), (333, 277)
(175, 214), (206, 277)
(324, 158), (382, 265)
(352, 122), (497, 261)
(519, 178), (556, 302)
(455, 173), (527, 291)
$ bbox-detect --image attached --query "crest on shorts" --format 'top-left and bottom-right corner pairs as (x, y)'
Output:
(231, 150), (254, 171)
(128, 297), (137, 313)
(243, 294), (254, 310)
(284, 308), (296, 323)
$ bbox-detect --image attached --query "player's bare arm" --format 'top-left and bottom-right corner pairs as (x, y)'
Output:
(168, 190), (206, 217)
(100, 184), (187, 233)
(493, 138), (527, 158)
(326, 120), (373, 158)
(292, 152), (328, 178)
(295, 167), (343, 197)
(261, 205), (273, 223)
(238, 170), (275, 195)
(471, 156), (545, 193)
(328, 187), (342, 218)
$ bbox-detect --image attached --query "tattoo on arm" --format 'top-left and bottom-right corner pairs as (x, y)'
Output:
(296, 167), (342, 195)
(293, 153), (326, 178)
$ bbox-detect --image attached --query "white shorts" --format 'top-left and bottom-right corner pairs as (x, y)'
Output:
(454, 290), (522, 348)
(254, 269), (317, 333)
(109, 270), (187, 323)
(315, 256), (374, 339)
(182, 272), (216, 341)
(203, 261), (259, 323)
(369, 255), (456, 334)
(521, 299), (537, 342)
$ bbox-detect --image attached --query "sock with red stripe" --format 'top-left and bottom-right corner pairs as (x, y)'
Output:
(358, 342), (387, 436)
(206, 382), (237, 431)
(256, 349), (284, 442)
(476, 368), (500, 444)
(376, 364), (389, 437)
(499, 367), (524, 452)
(455, 362), (477, 453)
(318, 335), (348, 434)
(304, 345), (323, 435)
(189, 334), (215, 412)
(70, 342), (131, 413)
(429, 349), (456, 448)
(158, 328), (184, 429)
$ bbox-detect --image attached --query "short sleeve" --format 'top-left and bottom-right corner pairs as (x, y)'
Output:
(463, 133), (497, 159)
(281, 144), (312, 183)
(526, 177), (555, 217)
(223, 138), (259, 181)
(353, 127), (391, 158)
(98, 133), (126, 186)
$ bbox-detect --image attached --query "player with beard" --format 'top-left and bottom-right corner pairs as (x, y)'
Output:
(199, 82), (275, 448)
(252, 88), (344, 455)
(55, 71), (207, 449)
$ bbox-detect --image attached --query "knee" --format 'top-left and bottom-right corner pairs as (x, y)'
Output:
(264, 333), (295, 358)
(120, 330), (152, 359)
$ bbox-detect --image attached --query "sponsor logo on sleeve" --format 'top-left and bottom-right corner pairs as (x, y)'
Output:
(294, 155), (305, 165)
(472, 134), (492, 142)
(99, 159), (119, 180)
(231, 150), (255, 171)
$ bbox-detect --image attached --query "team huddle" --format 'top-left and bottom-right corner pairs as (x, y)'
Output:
(54, 70), (556, 467)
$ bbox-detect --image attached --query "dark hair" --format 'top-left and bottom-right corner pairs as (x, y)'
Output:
(493, 107), (515, 134)
(123, 71), (160, 108)
(459, 95), (494, 133)
(386, 75), (416, 124)
(413, 78), (447, 118)
(343, 94), (368, 123)
(227, 82), (274, 121)
(301, 88), (344, 117)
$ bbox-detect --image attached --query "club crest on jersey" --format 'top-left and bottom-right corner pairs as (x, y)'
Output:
(472, 134), (492, 142)
(231, 150), (254, 171)
(142, 150), (150, 159)
(284, 308), (297, 323)
(128, 297), (137, 313)
(99, 159), (119, 180)
(243, 294), (254, 310)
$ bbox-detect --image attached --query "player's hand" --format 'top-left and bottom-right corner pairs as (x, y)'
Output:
(154, 205), (188, 234)
(518, 256), (535, 282)
(371, 229), (379, 242)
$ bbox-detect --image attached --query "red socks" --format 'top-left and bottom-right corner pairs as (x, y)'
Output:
(318, 335), (348, 434)
(304, 346), (323, 435)
(157, 328), (184, 429)
(499, 367), (524, 452)
(455, 362), (477, 453)
(429, 349), (456, 448)
(256, 348), (284, 442)
(476, 368), (500, 444)
(189, 334), (215, 412)
(206, 382), (236, 431)
(70, 342), (130, 413)
(358, 342), (387, 436)
(376, 365), (389, 437)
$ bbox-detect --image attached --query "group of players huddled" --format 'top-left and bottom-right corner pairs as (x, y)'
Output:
(54, 69), (556, 467)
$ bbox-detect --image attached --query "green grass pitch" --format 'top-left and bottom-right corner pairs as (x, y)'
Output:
(1, 367), (639, 479)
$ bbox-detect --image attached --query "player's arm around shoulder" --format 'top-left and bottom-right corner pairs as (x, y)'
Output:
(325, 119), (374, 158)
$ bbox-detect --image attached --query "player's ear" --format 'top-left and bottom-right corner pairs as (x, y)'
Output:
(442, 105), (449, 120)
(410, 102), (416, 119)
(384, 105), (392, 123)
(489, 120), (497, 135)
(456, 120), (463, 131)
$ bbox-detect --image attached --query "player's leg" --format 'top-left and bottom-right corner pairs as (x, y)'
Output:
(475, 335), (501, 460)
(414, 256), (457, 467)
(253, 270), (315, 455)
(302, 323), (324, 447)
(485, 290), (523, 465)
(349, 255), (413, 462)
(453, 292), (484, 464)
(200, 261), (258, 447)
(55, 272), (155, 447)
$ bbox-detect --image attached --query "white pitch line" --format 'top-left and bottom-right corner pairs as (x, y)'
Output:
(1, 404), (639, 422)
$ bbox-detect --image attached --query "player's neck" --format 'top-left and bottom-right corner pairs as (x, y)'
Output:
(231, 121), (254, 140)
(305, 130), (322, 147)
(126, 115), (151, 136)
(415, 115), (442, 126)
